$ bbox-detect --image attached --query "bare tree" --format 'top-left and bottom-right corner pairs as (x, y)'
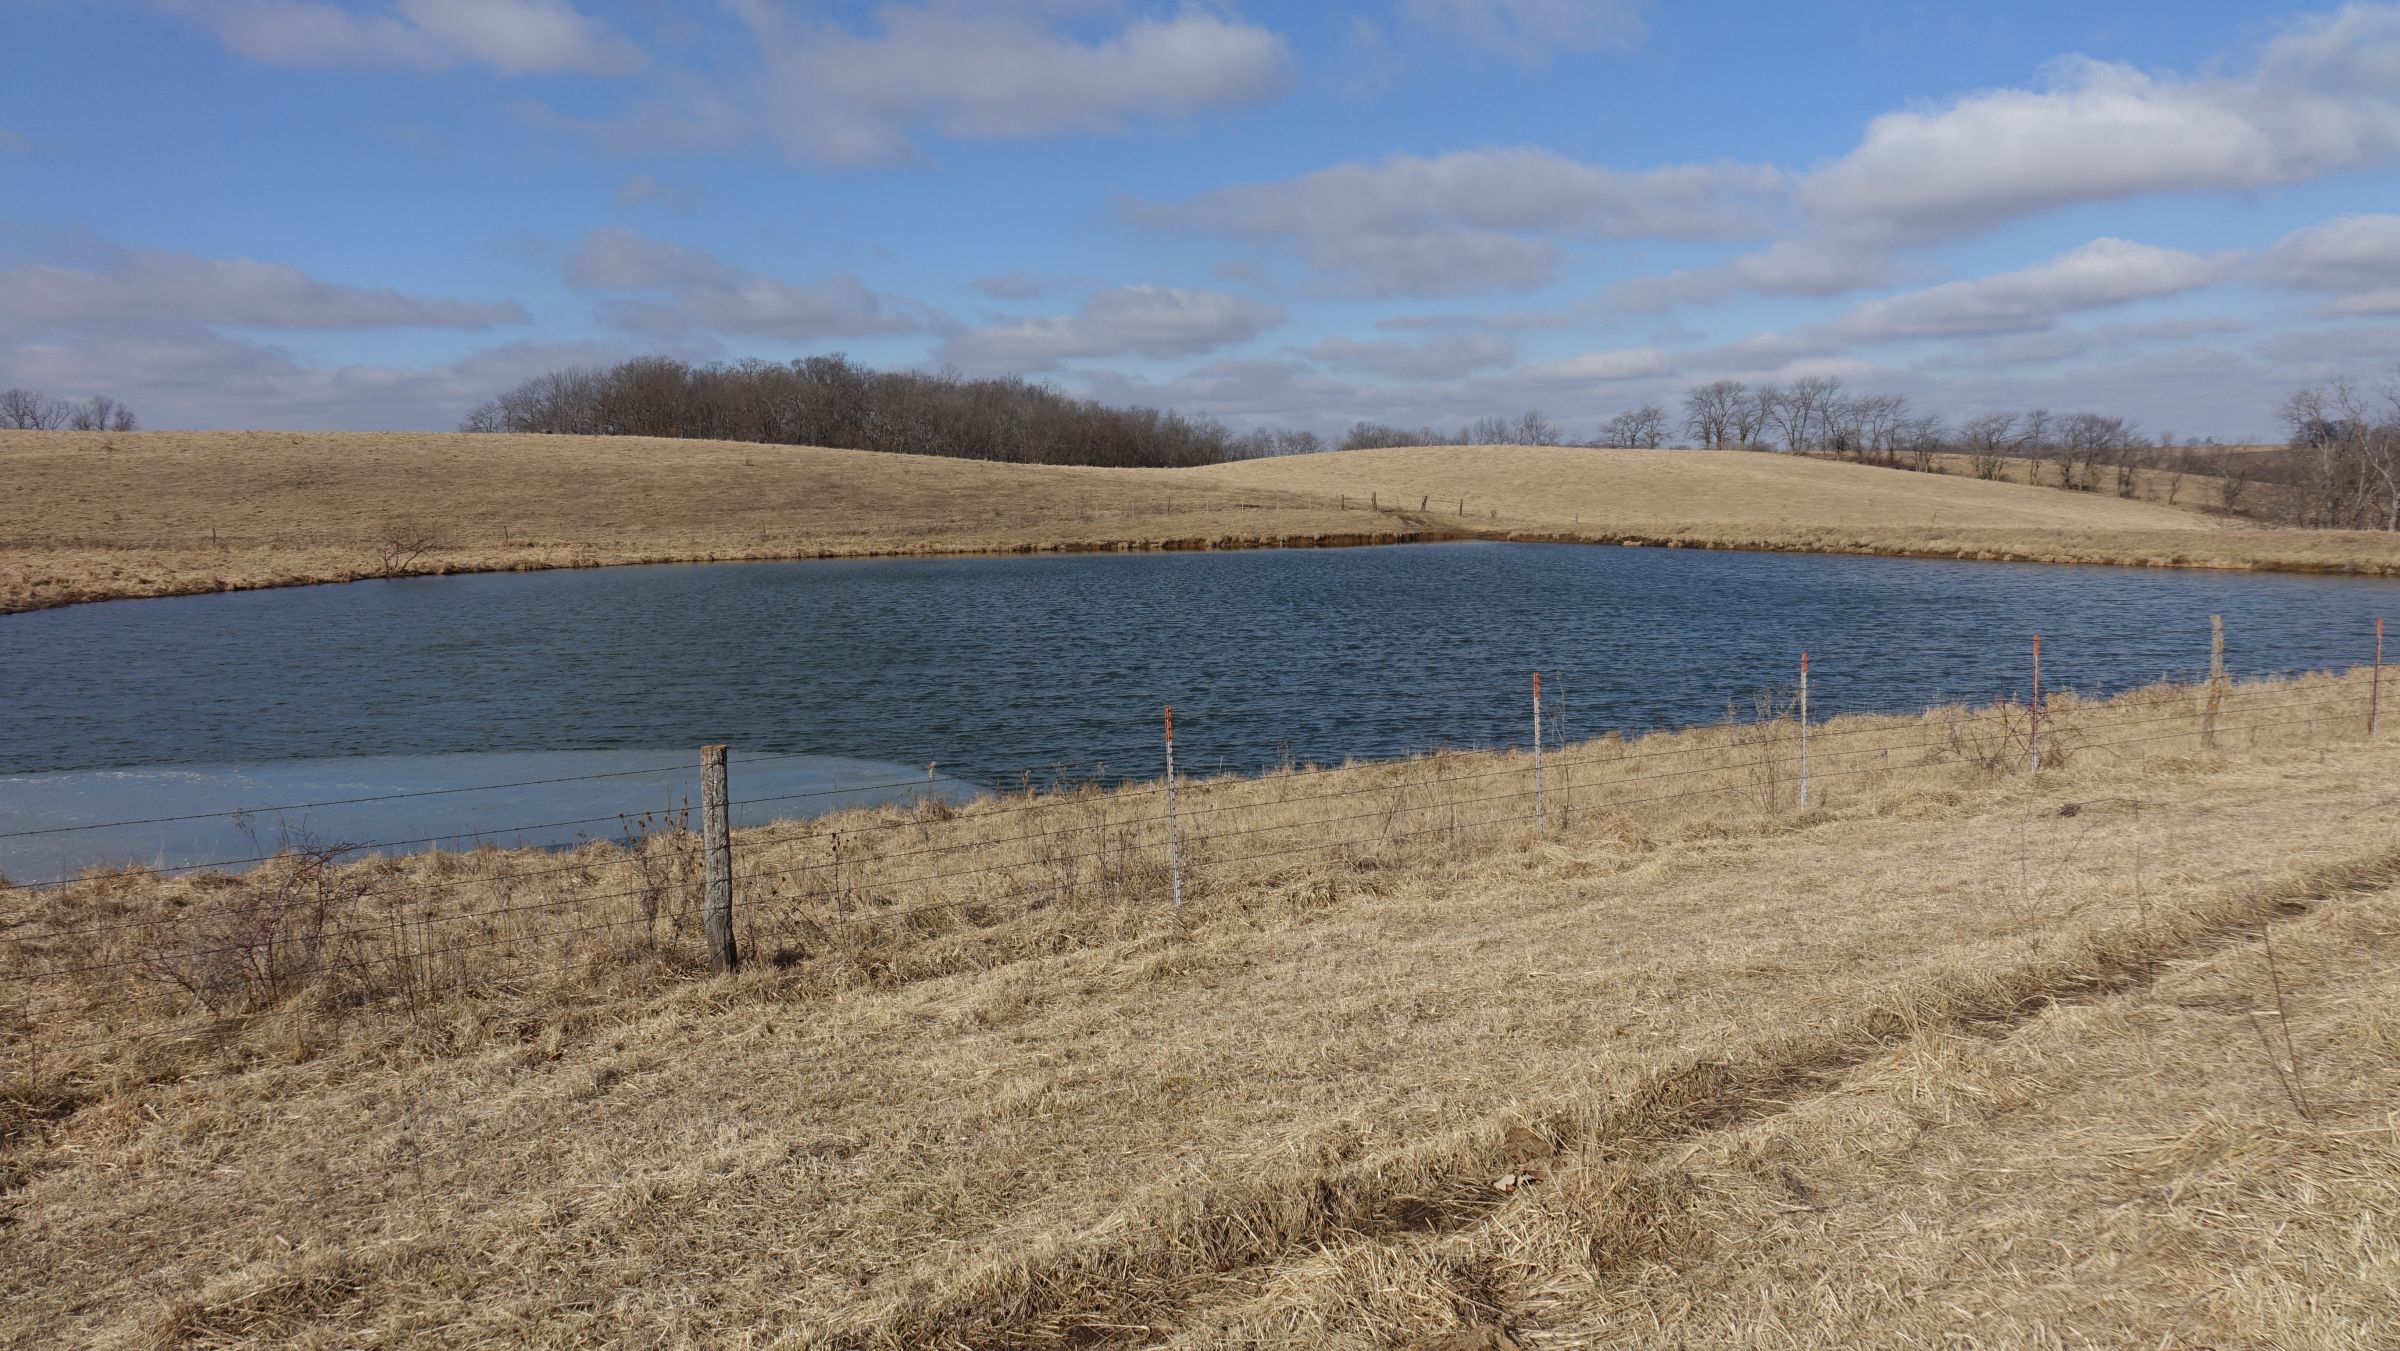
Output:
(1465, 414), (1514, 445)
(1766, 375), (1843, 451)
(1959, 413), (2018, 480)
(1, 388), (69, 430)
(1730, 387), (1771, 448)
(1681, 380), (1747, 448)
(1854, 393), (1908, 463)
(65, 394), (138, 432)
(1514, 410), (1560, 446)
(1899, 413), (1948, 471)
(1600, 404), (1669, 449)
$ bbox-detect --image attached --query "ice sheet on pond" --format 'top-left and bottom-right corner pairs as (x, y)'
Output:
(0, 750), (975, 885)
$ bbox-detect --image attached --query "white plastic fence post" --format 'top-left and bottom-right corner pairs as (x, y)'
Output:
(2204, 614), (2225, 747)
(1531, 671), (1544, 844)
(2373, 618), (2384, 740)
(2028, 633), (2043, 776)
(1163, 705), (1183, 915)
(1798, 652), (1810, 809)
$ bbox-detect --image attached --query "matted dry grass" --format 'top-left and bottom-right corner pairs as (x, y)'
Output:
(10, 432), (2400, 614)
(3, 672), (2395, 1347)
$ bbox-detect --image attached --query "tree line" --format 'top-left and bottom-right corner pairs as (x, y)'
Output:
(2, 388), (137, 431)
(462, 355), (1320, 468)
(462, 353), (2398, 529)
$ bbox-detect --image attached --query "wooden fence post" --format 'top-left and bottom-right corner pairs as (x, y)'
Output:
(2203, 614), (2225, 747)
(1164, 705), (1183, 915)
(701, 744), (737, 974)
(1798, 652), (1810, 809)
(1531, 672), (1544, 844)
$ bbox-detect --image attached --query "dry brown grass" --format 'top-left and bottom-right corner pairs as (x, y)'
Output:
(11, 432), (2400, 615)
(3, 671), (2394, 1346)
(1205, 445), (2400, 576)
(0, 430), (1433, 613)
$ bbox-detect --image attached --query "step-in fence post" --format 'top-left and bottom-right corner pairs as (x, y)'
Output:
(2204, 614), (2225, 747)
(1798, 652), (1810, 809)
(1531, 671), (1544, 843)
(1164, 705), (1183, 915)
(2027, 633), (2042, 776)
(1555, 676), (1569, 831)
(2373, 618), (2384, 740)
(700, 743), (737, 974)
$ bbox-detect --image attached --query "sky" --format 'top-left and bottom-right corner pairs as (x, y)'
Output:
(2, 0), (2398, 441)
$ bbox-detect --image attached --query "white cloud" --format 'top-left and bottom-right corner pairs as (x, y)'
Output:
(1399, 0), (1647, 66)
(971, 271), (1103, 302)
(1517, 346), (1676, 383)
(1802, 5), (2400, 237)
(564, 228), (939, 341)
(0, 245), (526, 332)
(1833, 238), (2236, 341)
(937, 284), (1283, 374)
(1608, 241), (1903, 312)
(0, 326), (627, 429)
(732, 1), (1290, 167)
(1132, 147), (1787, 295)
(161, 0), (645, 75)
(1297, 332), (1517, 381)
(2262, 213), (2400, 314)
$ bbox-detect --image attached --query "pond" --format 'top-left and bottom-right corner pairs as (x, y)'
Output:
(2, 542), (2391, 880)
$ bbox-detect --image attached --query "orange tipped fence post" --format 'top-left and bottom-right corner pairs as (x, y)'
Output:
(1531, 672), (1544, 844)
(1798, 652), (1810, 809)
(2028, 634), (2043, 776)
(1163, 705), (1183, 915)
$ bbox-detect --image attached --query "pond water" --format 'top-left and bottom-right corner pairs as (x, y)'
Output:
(2, 542), (2391, 880)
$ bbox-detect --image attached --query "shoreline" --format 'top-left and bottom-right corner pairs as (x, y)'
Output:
(10, 518), (2400, 616)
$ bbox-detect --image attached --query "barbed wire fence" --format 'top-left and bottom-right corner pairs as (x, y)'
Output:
(0, 617), (2388, 1077)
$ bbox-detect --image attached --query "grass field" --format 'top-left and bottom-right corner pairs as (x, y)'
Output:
(10, 431), (2400, 614)
(5, 670), (2395, 1346)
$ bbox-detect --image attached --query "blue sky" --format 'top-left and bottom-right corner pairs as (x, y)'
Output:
(2, 0), (2397, 440)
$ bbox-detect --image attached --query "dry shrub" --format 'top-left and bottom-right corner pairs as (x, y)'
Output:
(135, 843), (392, 1013)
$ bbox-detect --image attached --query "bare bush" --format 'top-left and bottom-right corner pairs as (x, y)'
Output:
(372, 518), (449, 576)
(136, 842), (384, 1012)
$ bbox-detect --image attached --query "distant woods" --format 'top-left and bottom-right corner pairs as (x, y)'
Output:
(461, 355), (1320, 468)
(463, 354), (2400, 530)
(2, 388), (137, 432)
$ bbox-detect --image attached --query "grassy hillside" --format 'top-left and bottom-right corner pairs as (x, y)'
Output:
(0, 430), (1421, 614)
(8, 431), (2400, 614)
(1206, 444), (2400, 574)
(1205, 443), (2212, 530)
(4, 671), (2395, 1345)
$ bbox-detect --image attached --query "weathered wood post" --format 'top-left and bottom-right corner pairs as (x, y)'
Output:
(2203, 614), (2225, 747)
(1531, 671), (1544, 844)
(1798, 652), (1810, 809)
(1163, 705), (1183, 915)
(701, 744), (737, 974)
